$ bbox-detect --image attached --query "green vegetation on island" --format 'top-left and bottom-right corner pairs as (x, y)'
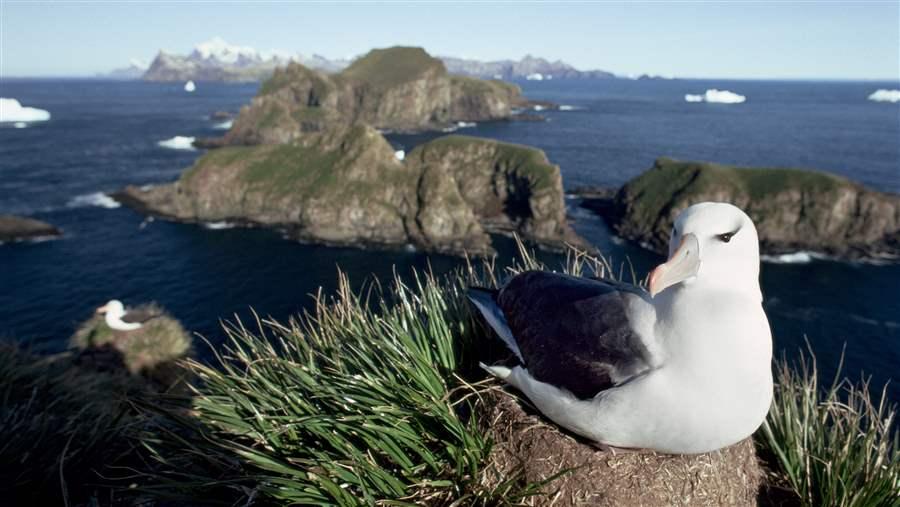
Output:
(120, 129), (586, 256)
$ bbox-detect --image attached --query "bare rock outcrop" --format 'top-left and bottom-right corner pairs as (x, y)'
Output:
(0, 215), (61, 242)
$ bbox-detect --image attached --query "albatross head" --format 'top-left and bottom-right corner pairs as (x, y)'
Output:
(649, 202), (760, 299)
(96, 299), (126, 317)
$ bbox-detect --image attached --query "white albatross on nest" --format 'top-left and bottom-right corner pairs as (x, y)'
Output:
(95, 300), (159, 331)
(469, 202), (773, 454)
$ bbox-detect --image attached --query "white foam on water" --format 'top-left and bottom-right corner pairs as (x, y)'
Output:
(685, 89), (746, 104)
(158, 136), (196, 150)
(212, 119), (233, 130)
(533, 104), (545, 111)
(68, 192), (121, 209)
(868, 89), (900, 103)
(0, 98), (51, 123)
(558, 105), (580, 111)
(761, 252), (815, 264)
(203, 221), (235, 230)
(456, 121), (476, 128)
(394, 149), (405, 161)
(184, 80), (196, 92)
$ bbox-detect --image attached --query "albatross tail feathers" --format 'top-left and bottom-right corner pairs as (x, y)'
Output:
(467, 287), (524, 363)
(479, 362), (513, 380)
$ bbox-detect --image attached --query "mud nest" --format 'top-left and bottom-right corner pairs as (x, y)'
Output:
(478, 388), (763, 506)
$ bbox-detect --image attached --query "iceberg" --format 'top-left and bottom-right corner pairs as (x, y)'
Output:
(868, 89), (900, 103)
(684, 89), (746, 104)
(184, 80), (196, 92)
(0, 98), (51, 123)
(158, 136), (196, 150)
(456, 121), (476, 128)
(68, 192), (121, 209)
(14, 122), (27, 128)
(203, 221), (235, 230)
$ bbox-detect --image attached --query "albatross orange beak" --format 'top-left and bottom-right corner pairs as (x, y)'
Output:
(649, 233), (701, 298)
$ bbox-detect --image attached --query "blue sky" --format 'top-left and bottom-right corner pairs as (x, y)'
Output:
(2, 1), (898, 80)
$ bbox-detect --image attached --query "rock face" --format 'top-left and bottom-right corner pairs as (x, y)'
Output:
(116, 129), (583, 256)
(480, 391), (762, 507)
(600, 158), (900, 261)
(0, 215), (61, 242)
(223, 47), (524, 142)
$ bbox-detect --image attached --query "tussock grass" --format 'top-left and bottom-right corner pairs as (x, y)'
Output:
(0, 343), (145, 505)
(758, 349), (900, 507)
(139, 244), (613, 505)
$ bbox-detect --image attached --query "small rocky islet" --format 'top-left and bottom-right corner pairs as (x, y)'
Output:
(0, 214), (61, 242)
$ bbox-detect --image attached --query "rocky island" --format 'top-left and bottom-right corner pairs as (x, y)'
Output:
(0, 215), (61, 242)
(118, 128), (584, 255)
(579, 158), (900, 261)
(122, 46), (584, 256)
(218, 46), (525, 143)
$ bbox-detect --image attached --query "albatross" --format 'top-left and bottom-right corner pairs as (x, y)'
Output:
(469, 202), (773, 454)
(95, 300), (158, 331)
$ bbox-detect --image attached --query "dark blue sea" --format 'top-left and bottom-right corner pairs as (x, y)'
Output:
(1, 78), (899, 402)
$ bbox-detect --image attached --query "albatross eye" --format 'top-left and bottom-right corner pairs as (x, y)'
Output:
(716, 232), (736, 243)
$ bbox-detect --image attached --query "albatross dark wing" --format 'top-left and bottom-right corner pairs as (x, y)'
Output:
(497, 271), (655, 399)
(122, 308), (162, 324)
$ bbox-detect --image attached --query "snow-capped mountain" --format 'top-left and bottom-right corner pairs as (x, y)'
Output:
(117, 38), (619, 82)
(440, 55), (616, 80)
(142, 37), (350, 82)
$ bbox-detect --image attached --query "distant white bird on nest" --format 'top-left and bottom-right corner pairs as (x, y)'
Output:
(95, 299), (159, 331)
(469, 202), (773, 454)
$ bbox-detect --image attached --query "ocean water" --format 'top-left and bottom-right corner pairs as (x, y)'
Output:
(1, 78), (898, 402)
